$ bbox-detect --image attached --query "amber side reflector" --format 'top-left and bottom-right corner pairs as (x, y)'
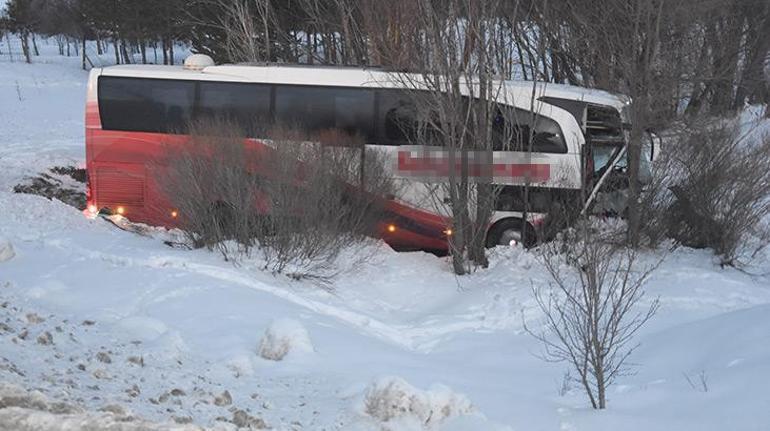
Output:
(116, 206), (125, 215)
(387, 224), (397, 233)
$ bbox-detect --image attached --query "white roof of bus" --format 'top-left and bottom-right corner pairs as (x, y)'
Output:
(99, 63), (628, 111)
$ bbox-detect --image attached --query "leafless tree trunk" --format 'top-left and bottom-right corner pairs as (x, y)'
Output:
(112, 38), (120, 64)
(140, 40), (147, 64)
(81, 35), (86, 70)
(31, 33), (39, 56)
(120, 39), (131, 64)
(2, 31), (12, 61)
(161, 38), (168, 65)
(20, 30), (31, 63)
(96, 33), (103, 55)
(733, 3), (770, 109)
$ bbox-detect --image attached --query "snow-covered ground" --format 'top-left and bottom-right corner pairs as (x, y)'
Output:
(1, 37), (770, 431)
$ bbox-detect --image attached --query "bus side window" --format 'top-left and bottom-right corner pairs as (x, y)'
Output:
(332, 89), (376, 141)
(492, 108), (530, 151)
(197, 81), (271, 137)
(273, 85), (376, 141)
(275, 85), (335, 132)
(98, 77), (195, 134)
(491, 106), (566, 153)
(378, 91), (418, 145)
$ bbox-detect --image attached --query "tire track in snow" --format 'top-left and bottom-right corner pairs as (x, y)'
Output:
(44, 240), (505, 352)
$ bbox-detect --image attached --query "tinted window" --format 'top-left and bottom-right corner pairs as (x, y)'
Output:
(98, 77), (195, 134)
(197, 81), (271, 136)
(495, 186), (581, 212)
(492, 107), (566, 153)
(379, 90), (419, 145)
(378, 92), (565, 152)
(275, 85), (375, 139)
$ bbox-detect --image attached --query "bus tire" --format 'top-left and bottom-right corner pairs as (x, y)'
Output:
(485, 218), (537, 249)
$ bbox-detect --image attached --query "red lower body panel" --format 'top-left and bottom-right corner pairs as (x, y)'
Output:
(86, 127), (451, 252)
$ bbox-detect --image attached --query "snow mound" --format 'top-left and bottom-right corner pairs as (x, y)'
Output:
(257, 318), (314, 361)
(361, 377), (475, 430)
(0, 238), (15, 262)
(0, 385), (82, 415)
(0, 384), (208, 431)
(115, 316), (169, 341)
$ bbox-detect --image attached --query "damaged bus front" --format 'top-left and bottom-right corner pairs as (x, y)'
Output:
(537, 86), (656, 217)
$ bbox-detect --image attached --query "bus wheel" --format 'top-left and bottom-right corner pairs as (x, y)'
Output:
(486, 219), (537, 248)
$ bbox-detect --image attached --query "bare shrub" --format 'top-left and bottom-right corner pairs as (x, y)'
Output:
(362, 377), (474, 427)
(663, 123), (770, 265)
(527, 221), (660, 409)
(159, 119), (396, 280)
(155, 118), (264, 259)
(253, 125), (396, 278)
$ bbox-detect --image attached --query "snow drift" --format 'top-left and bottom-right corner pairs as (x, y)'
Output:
(0, 238), (14, 262)
(257, 318), (314, 361)
(361, 377), (475, 430)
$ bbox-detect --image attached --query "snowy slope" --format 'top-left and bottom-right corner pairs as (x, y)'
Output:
(1, 37), (770, 431)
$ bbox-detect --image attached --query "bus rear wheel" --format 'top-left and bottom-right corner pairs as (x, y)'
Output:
(485, 219), (537, 248)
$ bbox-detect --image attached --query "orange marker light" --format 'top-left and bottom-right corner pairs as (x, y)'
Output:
(387, 224), (397, 233)
(116, 206), (125, 215)
(444, 228), (453, 236)
(171, 210), (179, 218)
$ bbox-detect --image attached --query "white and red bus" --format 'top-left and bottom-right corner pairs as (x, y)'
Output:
(85, 55), (641, 251)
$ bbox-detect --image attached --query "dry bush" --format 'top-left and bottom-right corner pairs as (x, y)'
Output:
(527, 221), (660, 409)
(659, 123), (770, 265)
(257, 127), (395, 278)
(156, 118), (264, 258)
(159, 119), (396, 280)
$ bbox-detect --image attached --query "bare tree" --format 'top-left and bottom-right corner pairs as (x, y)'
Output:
(527, 222), (660, 409)
(186, 0), (282, 63)
(379, 0), (539, 274)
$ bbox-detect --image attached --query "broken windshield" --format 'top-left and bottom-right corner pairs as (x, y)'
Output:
(593, 140), (653, 185)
